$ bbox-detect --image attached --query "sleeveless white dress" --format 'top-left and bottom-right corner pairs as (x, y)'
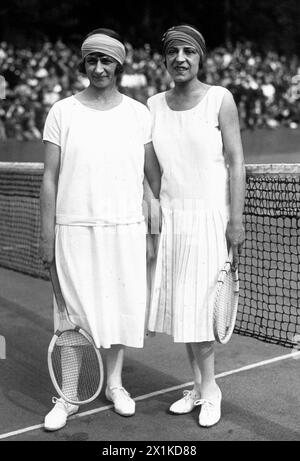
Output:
(147, 86), (231, 342)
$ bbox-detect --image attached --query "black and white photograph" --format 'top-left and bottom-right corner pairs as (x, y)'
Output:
(0, 0), (299, 447)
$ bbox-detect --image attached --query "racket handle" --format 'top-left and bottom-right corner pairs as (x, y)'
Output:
(228, 247), (239, 272)
(49, 262), (67, 314)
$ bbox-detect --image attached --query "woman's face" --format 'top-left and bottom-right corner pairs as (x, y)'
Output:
(165, 41), (200, 83)
(84, 52), (118, 89)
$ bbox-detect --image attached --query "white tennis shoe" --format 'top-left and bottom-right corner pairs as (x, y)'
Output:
(169, 389), (201, 414)
(44, 397), (79, 431)
(105, 386), (135, 416)
(195, 386), (222, 427)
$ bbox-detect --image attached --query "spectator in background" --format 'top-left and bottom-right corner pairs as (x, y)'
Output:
(0, 116), (6, 140)
(0, 38), (300, 140)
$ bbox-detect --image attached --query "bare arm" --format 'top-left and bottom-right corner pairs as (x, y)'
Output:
(144, 141), (161, 199)
(219, 90), (246, 268)
(39, 141), (60, 268)
(142, 142), (161, 261)
(144, 141), (161, 235)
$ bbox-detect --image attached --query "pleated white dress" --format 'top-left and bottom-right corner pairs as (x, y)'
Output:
(43, 95), (151, 348)
(147, 86), (231, 342)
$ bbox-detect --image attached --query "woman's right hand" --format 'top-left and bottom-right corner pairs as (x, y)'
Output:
(39, 237), (55, 269)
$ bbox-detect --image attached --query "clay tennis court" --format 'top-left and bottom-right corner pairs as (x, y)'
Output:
(0, 139), (299, 442)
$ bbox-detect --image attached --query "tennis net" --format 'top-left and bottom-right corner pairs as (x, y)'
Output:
(0, 162), (299, 347)
(0, 162), (47, 279)
(236, 163), (300, 348)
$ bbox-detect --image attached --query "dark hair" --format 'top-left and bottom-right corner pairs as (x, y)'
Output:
(162, 24), (207, 71)
(78, 28), (125, 76)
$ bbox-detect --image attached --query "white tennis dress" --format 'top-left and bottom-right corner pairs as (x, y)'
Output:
(147, 86), (231, 342)
(43, 95), (151, 348)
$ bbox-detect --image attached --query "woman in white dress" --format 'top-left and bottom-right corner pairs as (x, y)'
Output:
(147, 25), (245, 427)
(40, 28), (161, 431)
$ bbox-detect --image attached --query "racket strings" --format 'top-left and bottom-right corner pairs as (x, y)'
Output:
(51, 330), (101, 403)
(215, 269), (239, 341)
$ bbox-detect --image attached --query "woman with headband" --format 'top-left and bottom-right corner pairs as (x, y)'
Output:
(147, 25), (245, 427)
(40, 28), (161, 431)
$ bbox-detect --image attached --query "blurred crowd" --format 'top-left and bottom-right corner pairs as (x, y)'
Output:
(0, 39), (300, 140)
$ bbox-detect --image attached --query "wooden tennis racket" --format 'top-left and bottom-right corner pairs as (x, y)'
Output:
(213, 249), (239, 344)
(48, 262), (104, 405)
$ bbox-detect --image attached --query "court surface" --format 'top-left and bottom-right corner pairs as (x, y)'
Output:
(0, 266), (299, 442)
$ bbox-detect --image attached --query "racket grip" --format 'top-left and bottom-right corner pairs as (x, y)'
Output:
(228, 247), (239, 272)
(49, 262), (67, 313)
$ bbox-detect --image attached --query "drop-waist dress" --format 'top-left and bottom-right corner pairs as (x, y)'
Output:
(147, 86), (231, 342)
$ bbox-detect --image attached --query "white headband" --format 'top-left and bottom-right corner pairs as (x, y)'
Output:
(81, 33), (126, 65)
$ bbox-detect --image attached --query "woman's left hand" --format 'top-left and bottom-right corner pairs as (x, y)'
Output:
(226, 221), (245, 271)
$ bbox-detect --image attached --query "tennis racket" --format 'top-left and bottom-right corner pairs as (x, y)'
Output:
(213, 248), (239, 344)
(47, 261), (104, 405)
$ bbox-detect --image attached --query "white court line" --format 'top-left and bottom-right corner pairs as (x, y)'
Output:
(0, 350), (299, 440)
